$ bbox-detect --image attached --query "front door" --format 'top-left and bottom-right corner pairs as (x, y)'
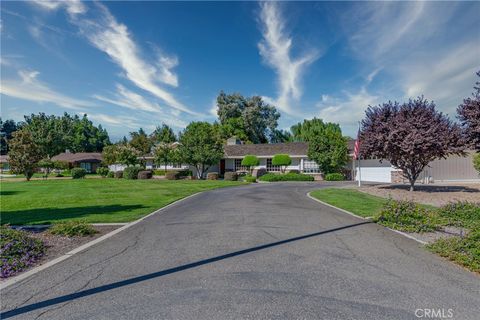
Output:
(220, 159), (225, 175)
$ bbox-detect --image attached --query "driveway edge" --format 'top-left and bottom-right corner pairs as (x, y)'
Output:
(0, 192), (203, 290)
(306, 191), (427, 245)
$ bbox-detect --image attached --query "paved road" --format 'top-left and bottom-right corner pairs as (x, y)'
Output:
(1, 183), (479, 320)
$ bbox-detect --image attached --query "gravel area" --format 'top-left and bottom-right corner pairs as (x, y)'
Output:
(357, 183), (480, 207)
(1, 225), (119, 281)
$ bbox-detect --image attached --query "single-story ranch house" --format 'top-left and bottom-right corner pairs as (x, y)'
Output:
(52, 152), (103, 173)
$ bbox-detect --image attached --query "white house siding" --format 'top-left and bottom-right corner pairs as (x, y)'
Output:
(144, 159), (189, 171)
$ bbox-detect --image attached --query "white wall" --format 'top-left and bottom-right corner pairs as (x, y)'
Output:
(354, 159), (393, 183)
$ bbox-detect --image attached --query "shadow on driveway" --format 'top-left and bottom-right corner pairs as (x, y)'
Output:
(1, 221), (371, 319)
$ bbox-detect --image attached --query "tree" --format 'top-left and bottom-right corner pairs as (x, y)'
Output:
(179, 122), (223, 179)
(151, 124), (176, 144)
(129, 128), (152, 165)
(361, 97), (465, 191)
(154, 143), (176, 172)
(272, 154), (292, 173)
(0, 118), (18, 155)
(270, 129), (293, 143)
(102, 145), (120, 166)
(457, 71), (480, 151)
(68, 114), (110, 152)
(216, 91), (280, 143)
(37, 159), (55, 179)
(8, 129), (43, 181)
(291, 118), (330, 142)
(23, 113), (68, 159)
(101, 144), (138, 167)
(241, 155), (260, 175)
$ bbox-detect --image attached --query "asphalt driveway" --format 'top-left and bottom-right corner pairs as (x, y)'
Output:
(1, 183), (479, 319)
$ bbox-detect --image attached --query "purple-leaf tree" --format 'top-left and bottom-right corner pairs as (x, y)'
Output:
(457, 71), (480, 151)
(360, 97), (465, 191)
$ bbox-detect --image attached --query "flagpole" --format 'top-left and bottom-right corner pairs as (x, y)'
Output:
(357, 121), (362, 187)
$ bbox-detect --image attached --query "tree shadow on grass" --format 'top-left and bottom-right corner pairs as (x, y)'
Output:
(379, 184), (480, 193)
(1, 204), (147, 225)
(0, 190), (23, 196)
(0, 221), (372, 319)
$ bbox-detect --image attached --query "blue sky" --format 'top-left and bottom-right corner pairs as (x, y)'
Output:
(1, 1), (479, 140)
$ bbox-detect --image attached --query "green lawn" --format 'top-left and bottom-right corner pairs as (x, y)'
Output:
(310, 188), (388, 217)
(0, 179), (244, 225)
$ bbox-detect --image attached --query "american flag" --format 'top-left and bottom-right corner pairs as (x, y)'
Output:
(353, 130), (360, 160)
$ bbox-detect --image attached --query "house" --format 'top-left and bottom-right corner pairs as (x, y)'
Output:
(51, 152), (103, 173)
(352, 151), (480, 183)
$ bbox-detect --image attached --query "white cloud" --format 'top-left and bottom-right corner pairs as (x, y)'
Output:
(258, 2), (319, 114)
(0, 70), (94, 109)
(71, 3), (194, 115)
(31, 0), (86, 17)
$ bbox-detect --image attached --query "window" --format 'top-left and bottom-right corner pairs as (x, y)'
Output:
(303, 159), (320, 173)
(266, 158), (280, 172)
(80, 162), (92, 173)
(234, 159), (246, 171)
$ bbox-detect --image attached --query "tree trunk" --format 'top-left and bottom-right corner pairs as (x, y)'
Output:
(165, 163), (167, 173)
(408, 177), (415, 192)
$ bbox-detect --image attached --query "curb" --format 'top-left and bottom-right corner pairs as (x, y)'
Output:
(306, 191), (427, 245)
(0, 192), (202, 290)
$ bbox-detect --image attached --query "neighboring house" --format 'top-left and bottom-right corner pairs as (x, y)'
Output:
(352, 151), (480, 183)
(52, 152), (103, 173)
(0, 155), (9, 172)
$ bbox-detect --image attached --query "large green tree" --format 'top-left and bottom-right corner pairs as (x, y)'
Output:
(216, 92), (280, 143)
(151, 124), (176, 144)
(8, 129), (43, 181)
(179, 122), (223, 179)
(291, 118), (330, 142)
(129, 128), (152, 165)
(0, 118), (18, 155)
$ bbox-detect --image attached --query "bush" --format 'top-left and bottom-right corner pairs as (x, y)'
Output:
(71, 168), (87, 179)
(436, 201), (480, 229)
(207, 172), (219, 180)
(123, 166), (142, 180)
(178, 170), (192, 178)
(373, 199), (439, 233)
(107, 171), (114, 178)
(1, 226), (45, 278)
(97, 167), (109, 178)
(427, 229), (480, 273)
(114, 171), (123, 179)
(55, 173), (64, 178)
(138, 170), (153, 179)
(166, 171), (180, 180)
(49, 221), (97, 237)
(153, 169), (166, 176)
(325, 173), (345, 181)
(473, 153), (480, 174)
(224, 172), (238, 181)
(259, 172), (314, 182)
(244, 174), (256, 183)
(272, 154), (291, 173)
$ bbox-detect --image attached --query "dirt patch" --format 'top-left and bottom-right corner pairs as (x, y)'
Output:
(357, 183), (480, 207)
(1, 225), (120, 281)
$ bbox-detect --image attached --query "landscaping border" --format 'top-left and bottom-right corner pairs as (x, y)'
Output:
(306, 191), (427, 245)
(0, 192), (203, 290)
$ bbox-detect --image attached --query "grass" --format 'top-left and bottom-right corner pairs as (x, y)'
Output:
(0, 179), (244, 225)
(310, 188), (387, 217)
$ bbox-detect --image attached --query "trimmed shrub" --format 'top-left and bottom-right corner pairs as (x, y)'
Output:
(153, 169), (166, 176)
(123, 166), (142, 180)
(71, 168), (87, 179)
(107, 171), (114, 178)
(114, 171), (123, 179)
(244, 174), (256, 183)
(241, 155), (259, 174)
(325, 173), (345, 181)
(49, 221), (97, 237)
(272, 154), (292, 173)
(138, 170), (153, 179)
(259, 172), (314, 182)
(207, 172), (219, 180)
(373, 199), (439, 233)
(166, 171), (180, 180)
(1, 226), (46, 278)
(224, 172), (238, 181)
(97, 167), (109, 178)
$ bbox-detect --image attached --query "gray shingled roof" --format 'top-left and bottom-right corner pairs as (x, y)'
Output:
(51, 152), (103, 163)
(224, 142), (308, 157)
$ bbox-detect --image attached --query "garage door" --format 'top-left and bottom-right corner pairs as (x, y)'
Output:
(355, 167), (393, 183)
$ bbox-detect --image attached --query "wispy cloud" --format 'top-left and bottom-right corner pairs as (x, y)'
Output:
(0, 70), (94, 109)
(258, 2), (319, 114)
(30, 0), (86, 17)
(70, 3), (193, 115)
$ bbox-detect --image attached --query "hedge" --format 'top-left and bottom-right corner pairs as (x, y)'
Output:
(259, 172), (314, 182)
(123, 167), (143, 180)
(97, 167), (109, 178)
(325, 173), (345, 181)
(71, 168), (87, 179)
